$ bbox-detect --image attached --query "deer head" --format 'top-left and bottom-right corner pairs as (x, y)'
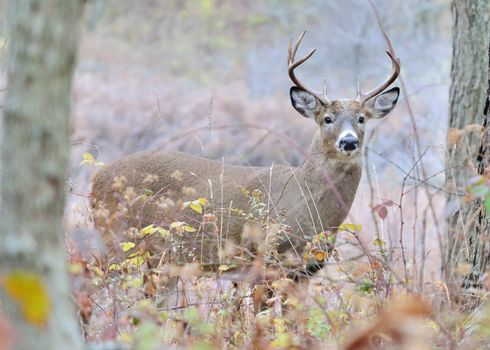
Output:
(288, 31), (400, 161)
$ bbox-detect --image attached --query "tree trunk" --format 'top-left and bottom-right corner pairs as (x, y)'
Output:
(0, 1), (84, 349)
(444, 0), (490, 307)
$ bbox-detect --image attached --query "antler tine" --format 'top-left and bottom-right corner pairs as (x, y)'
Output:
(288, 31), (330, 105)
(356, 74), (361, 100)
(358, 0), (401, 105)
(290, 30), (307, 61)
(322, 79), (329, 101)
(357, 50), (400, 104)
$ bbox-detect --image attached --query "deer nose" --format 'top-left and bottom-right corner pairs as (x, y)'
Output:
(339, 136), (359, 151)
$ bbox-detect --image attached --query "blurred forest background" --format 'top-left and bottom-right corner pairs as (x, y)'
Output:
(6, 1), (488, 348)
(0, 0), (451, 271)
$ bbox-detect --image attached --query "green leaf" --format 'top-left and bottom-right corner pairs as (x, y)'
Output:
(132, 322), (159, 350)
(469, 184), (489, 198)
(485, 195), (490, 215)
(357, 279), (375, 293)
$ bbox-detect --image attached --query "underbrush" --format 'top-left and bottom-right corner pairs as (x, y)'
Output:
(67, 154), (490, 350)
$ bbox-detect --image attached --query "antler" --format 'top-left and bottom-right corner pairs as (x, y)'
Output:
(288, 31), (330, 105)
(357, 7), (401, 105)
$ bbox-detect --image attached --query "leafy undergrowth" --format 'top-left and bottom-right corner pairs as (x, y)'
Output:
(65, 155), (490, 350)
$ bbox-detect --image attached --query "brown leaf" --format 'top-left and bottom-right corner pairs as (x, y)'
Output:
(373, 204), (388, 220)
(345, 294), (432, 350)
(74, 291), (92, 325)
(455, 262), (472, 277)
(143, 272), (158, 298)
(202, 213), (217, 224)
(464, 123), (484, 133)
(447, 128), (463, 145)
(382, 199), (396, 207)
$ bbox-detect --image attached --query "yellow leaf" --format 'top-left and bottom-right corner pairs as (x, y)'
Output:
(197, 198), (208, 206)
(79, 152), (95, 166)
(183, 225), (197, 232)
(126, 256), (145, 268)
(82, 152), (94, 161)
(218, 265), (229, 271)
(338, 223), (362, 232)
(108, 263), (121, 271)
(170, 221), (196, 232)
(140, 224), (156, 236)
(170, 221), (185, 229)
(68, 263), (84, 275)
(157, 228), (170, 238)
(91, 265), (104, 278)
(188, 202), (202, 214)
(120, 242), (135, 252)
(3, 271), (51, 327)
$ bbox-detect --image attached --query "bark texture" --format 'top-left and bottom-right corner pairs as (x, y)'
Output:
(0, 1), (83, 349)
(444, 0), (490, 305)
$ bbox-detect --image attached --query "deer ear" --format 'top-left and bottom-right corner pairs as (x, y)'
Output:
(290, 86), (321, 119)
(367, 87), (400, 118)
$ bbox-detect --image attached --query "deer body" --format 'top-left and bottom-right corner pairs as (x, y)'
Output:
(92, 132), (362, 260)
(91, 32), (400, 275)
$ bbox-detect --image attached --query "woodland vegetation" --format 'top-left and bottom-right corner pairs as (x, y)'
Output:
(0, 1), (489, 349)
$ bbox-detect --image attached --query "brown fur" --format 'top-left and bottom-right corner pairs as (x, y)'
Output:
(91, 95), (397, 270)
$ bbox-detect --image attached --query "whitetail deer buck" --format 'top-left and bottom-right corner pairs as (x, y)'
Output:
(91, 31), (400, 280)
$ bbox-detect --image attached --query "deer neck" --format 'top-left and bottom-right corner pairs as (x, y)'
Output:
(303, 132), (362, 175)
(295, 131), (362, 208)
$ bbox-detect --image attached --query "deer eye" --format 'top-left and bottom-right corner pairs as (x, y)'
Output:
(324, 116), (333, 124)
(358, 116), (365, 124)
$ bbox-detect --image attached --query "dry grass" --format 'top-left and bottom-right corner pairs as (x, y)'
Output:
(57, 2), (490, 349)
(65, 152), (490, 349)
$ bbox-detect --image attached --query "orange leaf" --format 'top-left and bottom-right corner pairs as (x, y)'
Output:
(314, 251), (326, 262)
(447, 128), (463, 145)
